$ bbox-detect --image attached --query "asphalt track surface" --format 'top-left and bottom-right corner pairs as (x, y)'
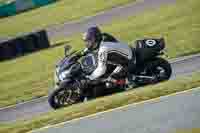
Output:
(1, 54), (200, 123)
(31, 87), (200, 133)
(0, 0), (198, 124)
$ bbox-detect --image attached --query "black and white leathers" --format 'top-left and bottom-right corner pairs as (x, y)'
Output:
(87, 41), (133, 80)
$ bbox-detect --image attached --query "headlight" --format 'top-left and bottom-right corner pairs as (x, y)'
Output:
(59, 70), (71, 80)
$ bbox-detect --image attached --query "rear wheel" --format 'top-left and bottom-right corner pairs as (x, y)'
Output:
(48, 84), (82, 109)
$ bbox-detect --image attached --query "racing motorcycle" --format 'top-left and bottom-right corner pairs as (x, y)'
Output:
(48, 38), (172, 109)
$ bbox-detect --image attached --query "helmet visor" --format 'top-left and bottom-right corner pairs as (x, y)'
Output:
(82, 32), (95, 49)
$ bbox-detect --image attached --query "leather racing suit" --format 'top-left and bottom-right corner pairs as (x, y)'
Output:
(87, 41), (133, 80)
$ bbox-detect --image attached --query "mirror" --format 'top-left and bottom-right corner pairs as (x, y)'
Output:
(64, 45), (72, 57)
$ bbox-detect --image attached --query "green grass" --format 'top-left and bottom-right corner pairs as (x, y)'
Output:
(175, 129), (200, 133)
(0, 0), (5, 3)
(0, 0), (134, 38)
(0, 0), (7, 3)
(0, 0), (200, 108)
(0, 72), (200, 133)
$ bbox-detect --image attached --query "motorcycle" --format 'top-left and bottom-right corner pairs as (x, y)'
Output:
(48, 38), (172, 109)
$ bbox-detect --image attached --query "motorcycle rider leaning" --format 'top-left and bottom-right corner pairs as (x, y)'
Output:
(81, 26), (134, 87)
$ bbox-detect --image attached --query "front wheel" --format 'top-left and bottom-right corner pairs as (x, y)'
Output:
(145, 58), (172, 83)
(48, 84), (82, 109)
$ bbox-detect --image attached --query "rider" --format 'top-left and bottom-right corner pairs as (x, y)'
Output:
(82, 26), (134, 85)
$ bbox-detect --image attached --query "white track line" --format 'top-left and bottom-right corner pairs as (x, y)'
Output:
(169, 53), (200, 63)
(0, 96), (48, 111)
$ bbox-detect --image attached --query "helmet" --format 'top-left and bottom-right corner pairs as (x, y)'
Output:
(82, 26), (102, 50)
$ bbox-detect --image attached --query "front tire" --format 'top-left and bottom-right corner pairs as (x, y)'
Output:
(48, 84), (82, 109)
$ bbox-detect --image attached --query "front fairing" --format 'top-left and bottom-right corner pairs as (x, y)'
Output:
(55, 56), (77, 84)
(56, 56), (74, 73)
(54, 51), (97, 85)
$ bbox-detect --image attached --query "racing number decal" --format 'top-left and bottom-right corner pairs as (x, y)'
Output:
(145, 39), (156, 47)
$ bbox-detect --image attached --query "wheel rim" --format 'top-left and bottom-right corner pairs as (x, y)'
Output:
(54, 86), (81, 107)
(156, 66), (167, 78)
(151, 66), (168, 81)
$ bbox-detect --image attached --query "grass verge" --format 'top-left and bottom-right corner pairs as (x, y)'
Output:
(0, 0), (199, 108)
(175, 129), (200, 133)
(0, 72), (200, 133)
(0, 0), (8, 4)
(0, 0), (134, 37)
